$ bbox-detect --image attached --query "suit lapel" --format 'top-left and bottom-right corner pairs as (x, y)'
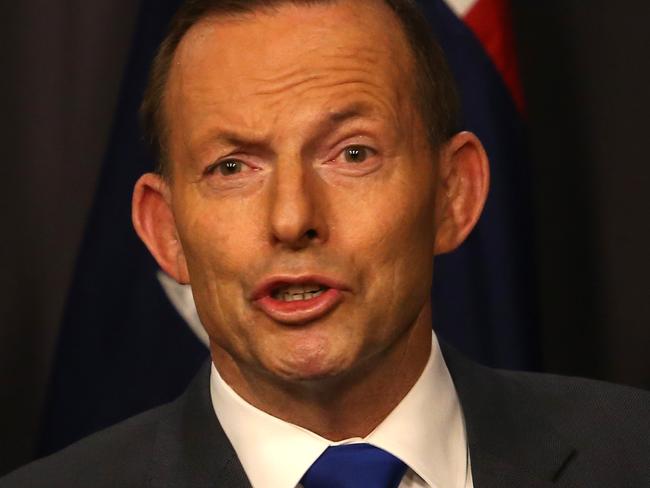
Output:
(144, 345), (577, 488)
(470, 455), (563, 488)
(148, 361), (251, 488)
(441, 343), (576, 488)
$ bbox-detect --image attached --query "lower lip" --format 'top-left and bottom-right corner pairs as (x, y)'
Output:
(254, 288), (343, 325)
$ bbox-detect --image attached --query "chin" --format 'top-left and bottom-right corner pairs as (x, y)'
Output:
(264, 339), (354, 383)
(275, 360), (344, 382)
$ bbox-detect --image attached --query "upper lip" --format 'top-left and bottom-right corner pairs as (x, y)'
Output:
(250, 274), (348, 301)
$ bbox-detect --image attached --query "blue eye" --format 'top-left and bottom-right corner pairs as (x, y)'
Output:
(343, 145), (372, 163)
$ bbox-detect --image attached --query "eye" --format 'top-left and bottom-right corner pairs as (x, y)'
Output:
(342, 145), (374, 163)
(218, 159), (243, 175)
(207, 158), (250, 177)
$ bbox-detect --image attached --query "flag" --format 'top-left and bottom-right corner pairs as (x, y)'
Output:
(428, 0), (537, 370)
(39, 0), (537, 456)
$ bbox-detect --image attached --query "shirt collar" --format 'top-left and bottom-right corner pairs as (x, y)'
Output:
(210, 333), (468, 488)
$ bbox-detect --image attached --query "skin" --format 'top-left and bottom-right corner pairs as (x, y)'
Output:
(132, 0), (489, 440)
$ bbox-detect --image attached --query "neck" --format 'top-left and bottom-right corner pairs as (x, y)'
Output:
(211, 305), (433, 441)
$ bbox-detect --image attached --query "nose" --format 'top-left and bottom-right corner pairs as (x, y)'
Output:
(269, 158), (328, 249)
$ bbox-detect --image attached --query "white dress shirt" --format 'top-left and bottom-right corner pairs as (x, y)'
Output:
(210, 333), (473, 488)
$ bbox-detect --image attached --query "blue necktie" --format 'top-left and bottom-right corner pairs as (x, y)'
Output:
(301, 444), (408, 488)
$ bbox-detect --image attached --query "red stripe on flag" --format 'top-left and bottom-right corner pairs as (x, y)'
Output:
(464, 0), (525, 114)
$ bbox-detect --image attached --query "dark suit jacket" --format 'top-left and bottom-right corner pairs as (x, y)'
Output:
(2, 344), (649, 487)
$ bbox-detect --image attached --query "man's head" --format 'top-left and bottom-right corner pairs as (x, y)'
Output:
(141, 0), (460, 177)
(132, 0), (488, 396)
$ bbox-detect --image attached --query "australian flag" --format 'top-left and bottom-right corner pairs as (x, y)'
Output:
(39, 0), (536, 456)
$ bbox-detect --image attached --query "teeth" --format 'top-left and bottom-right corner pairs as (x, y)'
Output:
(285, 284), (323, 294)
(274, 284), (326, 301)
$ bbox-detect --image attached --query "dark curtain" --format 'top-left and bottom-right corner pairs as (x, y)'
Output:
(512, 0), (650, 386)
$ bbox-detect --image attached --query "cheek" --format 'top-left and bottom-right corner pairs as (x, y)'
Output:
(173, 195), (260, 324)
(176, 190), (261, 276)
(334, 172), (437, 303)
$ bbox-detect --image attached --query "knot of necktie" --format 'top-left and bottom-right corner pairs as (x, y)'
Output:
(301, 443), (407, 488)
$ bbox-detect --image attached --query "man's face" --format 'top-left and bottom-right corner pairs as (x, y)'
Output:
(163, 0), (442, 382)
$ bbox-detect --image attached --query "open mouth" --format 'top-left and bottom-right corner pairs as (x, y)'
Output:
(270, 284), (330, 302)
(252, 276), (344, 324)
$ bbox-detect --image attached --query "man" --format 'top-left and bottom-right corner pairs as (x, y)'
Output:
(2, 0), (648, 487)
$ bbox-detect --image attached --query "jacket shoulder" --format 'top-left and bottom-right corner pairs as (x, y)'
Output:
(494, 367), (650, 438)
(0, 402), (174, 488)
(442, 344), (650, 484)
(501, 369), (650, 482)
(444, 343), (650, 444)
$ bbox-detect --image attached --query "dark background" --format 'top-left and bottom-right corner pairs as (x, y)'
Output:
(1, 0), (648, 476)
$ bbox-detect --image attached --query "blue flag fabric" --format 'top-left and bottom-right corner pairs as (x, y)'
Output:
(39, 0), (537, 456)
(423, 1), (538, 370)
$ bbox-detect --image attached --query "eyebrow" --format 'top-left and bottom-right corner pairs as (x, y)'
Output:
(327, 102), (375, 125)
(212, 132), (265, 150)
(200, 101), (379, 156)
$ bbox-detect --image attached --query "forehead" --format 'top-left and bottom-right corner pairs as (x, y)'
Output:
(166, 0), (417, 156)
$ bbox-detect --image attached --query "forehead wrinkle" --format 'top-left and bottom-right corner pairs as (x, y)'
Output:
(261, 72), (401, 116)
(250, 49), (390, 97)
(252, 74), (327, 97)
(252, 74), (386, 105)
(250, 60), (402, 113)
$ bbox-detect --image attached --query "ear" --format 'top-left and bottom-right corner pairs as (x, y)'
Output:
(132, 173), (190, 284)
(433, 131), (490, 255)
